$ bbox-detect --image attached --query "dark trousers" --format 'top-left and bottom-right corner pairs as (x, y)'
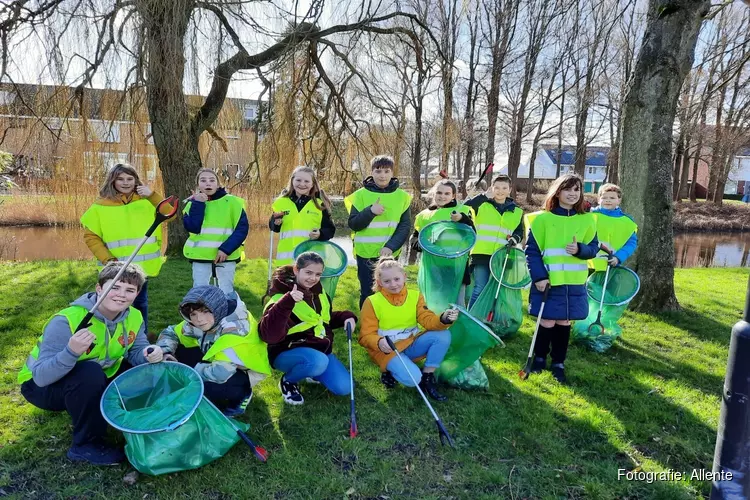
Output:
(533, 323), (571, 365)
(20, 361), (127, 447)
(174, 345), (251, 409)
(132, 279), (149, 334)
(356, 256), (378, 309)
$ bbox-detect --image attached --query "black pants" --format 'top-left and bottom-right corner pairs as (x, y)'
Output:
(20, 361), (128, 447)
(356, 256), (378, 308)
(174, 345), (251, 409)
(533, 324), (571, 365)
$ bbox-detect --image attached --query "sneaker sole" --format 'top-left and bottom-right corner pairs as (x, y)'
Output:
(66, 451), (123, 466)
(279, 381), (304, 405)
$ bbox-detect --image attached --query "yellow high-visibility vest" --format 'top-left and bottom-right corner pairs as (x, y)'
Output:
(344, 189), (412, 258)
(530, 211), (596, 286)
(369, 290), (421, 341)
(272, 197), (323, 265)
(183, 195), (246, 261)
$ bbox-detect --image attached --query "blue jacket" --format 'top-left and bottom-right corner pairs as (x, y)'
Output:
(525, 206), (599, 320)
(590, 206), (638, 265)
(183, 187), (249, 261)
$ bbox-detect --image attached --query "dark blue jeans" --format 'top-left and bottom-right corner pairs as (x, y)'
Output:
(468, 262), (491, 309)
(356, 256), (378, 309)
(132, 279), (148, 334)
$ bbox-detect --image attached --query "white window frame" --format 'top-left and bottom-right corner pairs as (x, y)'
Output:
(0, 91), (16, 105)
(145, 123), (154, 145)
(87, 120), (121, 143)
(244, 104), (256, 120)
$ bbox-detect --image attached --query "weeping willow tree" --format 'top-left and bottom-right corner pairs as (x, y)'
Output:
(0, 0), (434, 253)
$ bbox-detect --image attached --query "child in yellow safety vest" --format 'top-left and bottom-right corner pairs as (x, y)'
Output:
(589, 183), (638, 270)
(183, 169), (249, 296)
(157, 286), (270, 417)
(81, 163), (172, 333)
(463, 175), (524, 308)
(269, 166), (336, 265)
(18, 262), (164, 466)
(410, 179), (475, 303)
(525, 174), (599, 384)
(345, 155), (413, 308)
(259, 252), (357, 406)
(358, 258), (458, 402)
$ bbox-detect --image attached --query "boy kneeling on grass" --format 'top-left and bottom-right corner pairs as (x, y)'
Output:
(157, 286), (271, 417)
(17, 262), (164, 466)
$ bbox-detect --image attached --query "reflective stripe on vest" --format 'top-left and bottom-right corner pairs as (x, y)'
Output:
(414, 204), (471, 232)
(265, 292), (331, 338)
(18, 305), (143, 384)
(174, 317), (272, 376)
(80, 199), (164, 276)
(530, 211), (596, 286)
(471, 203), (523, 256)
(183, 195), (246, 261)
(589, 212), (638, 271)
(272, 197), (324, 265)
(344, 188), (412, 258)
(369, 290), (421, 341)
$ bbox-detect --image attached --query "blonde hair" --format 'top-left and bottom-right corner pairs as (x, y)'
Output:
(195, 168), (220, 187)
(598, 183), (622, 198)
(279, 165), (332, 211)
(543, 173), (586, 213)
(372, 257), (406, 292)
(99, 164), (142, 199)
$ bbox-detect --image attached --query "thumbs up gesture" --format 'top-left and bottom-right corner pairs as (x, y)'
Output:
(565, 236), (579, 255)
(289, 284), (304, 302)
(370, 197), (385, 216)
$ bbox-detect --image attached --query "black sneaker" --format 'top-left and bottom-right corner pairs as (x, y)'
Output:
(380, 371), (397, 389)
(67, 440), (126, 466)
(551, 364), (567, 384)
(279, 377), (304, 405)
(530, 357), (546, 374)
(419, 372), (447, 402)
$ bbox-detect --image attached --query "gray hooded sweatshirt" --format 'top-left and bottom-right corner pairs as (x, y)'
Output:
(29, 292), (149, 387)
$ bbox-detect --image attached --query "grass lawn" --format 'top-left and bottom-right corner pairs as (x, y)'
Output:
(0, 260), (745, 499)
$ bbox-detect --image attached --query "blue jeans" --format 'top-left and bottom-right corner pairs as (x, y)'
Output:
(273, 348), (351, 396)
(468, 262), (490, 309)
(386, 330), (451, 387)
(132, 279), (148, 334)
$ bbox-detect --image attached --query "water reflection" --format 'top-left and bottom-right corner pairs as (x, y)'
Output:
(1, 225), (749, 269)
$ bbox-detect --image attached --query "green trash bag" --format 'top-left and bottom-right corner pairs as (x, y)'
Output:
(293, 240), (349, 300)
(469, 246), (530, 338)
(444, 359), (490, 391)
(417, 221), (476, 313)
(101, 363), (247, 475)
(437, 304), (503, 381)
(572, 266), (640, 352)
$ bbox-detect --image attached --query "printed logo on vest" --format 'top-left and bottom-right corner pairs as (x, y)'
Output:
(119, 330), (137, 347)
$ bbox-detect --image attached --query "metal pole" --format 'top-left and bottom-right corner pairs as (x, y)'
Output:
(711, 274), (750, 498)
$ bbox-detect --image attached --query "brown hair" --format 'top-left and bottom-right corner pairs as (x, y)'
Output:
(294, 251), (325, 270)
(372, 257), (406, 292)
(195, 168), (221, 187)
(598, 183), (622, 197)
(98, 164), (142, 199)
(492, 175), (512, 186)
(543, 173), (586, 212)
(97, 261), (146, 291)
(370, 155), (395, 172)
(428, 179), (457, 204)
(279, 166), (332, 211)
(180, 302), (211, 318)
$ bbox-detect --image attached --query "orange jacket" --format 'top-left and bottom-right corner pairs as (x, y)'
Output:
(83, 191), (164, 263)
(358, 287), (449, 371)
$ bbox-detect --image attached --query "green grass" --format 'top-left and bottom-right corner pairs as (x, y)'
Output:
(0, 261), (745, 499)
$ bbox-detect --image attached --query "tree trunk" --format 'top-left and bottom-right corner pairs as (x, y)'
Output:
(689, 138), (702, 202)
(140, 0), (200, 255)
(707, 91), (725, 201)
(556, 75), (566, 177)
(619, 0), (709, 313)
(672, 134), (684, 201)
(677, 136), (692, 200)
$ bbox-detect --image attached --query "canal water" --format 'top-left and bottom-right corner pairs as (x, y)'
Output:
(1, 225), (749, 268)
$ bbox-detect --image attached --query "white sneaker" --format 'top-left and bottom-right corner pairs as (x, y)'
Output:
(303, 377), (321, 385)
(279, 378), (304, 405)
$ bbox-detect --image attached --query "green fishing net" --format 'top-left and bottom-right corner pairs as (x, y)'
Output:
(572, 266), (640, 352)
(293, 240), (349, 300)
(100, 363), (247, 475)
(417, 221), (476, 313)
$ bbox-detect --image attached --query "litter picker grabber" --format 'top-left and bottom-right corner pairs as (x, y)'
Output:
(486, 241), (512, 322)
(83, 196), (179, 352)
(346, 322), (358, 438)
(262, 211), (289, 305)
(384, 337), (455, 448)
(588, 244), (613, 337)
(202, 396), (269, 462)
(210, 262), (222, 288)
(519, 283), (550, 380)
